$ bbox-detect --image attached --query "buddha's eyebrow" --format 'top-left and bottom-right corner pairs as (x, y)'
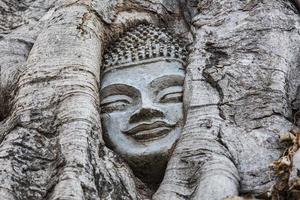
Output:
(150, 75), (184, 90)
(100, 84), (139, 99)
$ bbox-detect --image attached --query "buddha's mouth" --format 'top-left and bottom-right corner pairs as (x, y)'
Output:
(122, 121), (175, 141)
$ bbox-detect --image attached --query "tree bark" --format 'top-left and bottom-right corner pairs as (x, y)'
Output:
(1, 0), (300, 200)
(155, 1), (300, 199)
(0, 0), (186, 199)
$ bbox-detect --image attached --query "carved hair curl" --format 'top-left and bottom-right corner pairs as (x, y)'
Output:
(103, 24), (187, 73)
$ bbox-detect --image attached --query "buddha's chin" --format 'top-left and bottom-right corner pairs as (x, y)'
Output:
(125, 148), (172, 188)
(122, 134), (180, 187)
(104, 127), (181, 186)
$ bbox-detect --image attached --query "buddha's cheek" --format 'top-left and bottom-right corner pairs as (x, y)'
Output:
(158, 103), (183, 124)
(101, 112), (131, 149)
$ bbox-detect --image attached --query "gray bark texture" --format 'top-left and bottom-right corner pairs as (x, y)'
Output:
(1, 0), (300, 200)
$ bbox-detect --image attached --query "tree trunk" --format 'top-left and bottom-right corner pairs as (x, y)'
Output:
(156, 1), (300, 199)
(1, 0), (300, 200)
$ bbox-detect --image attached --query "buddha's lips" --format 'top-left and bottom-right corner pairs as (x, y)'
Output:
(122, 121), (175, 140)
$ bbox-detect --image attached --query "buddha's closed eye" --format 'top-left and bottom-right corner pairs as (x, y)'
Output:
(157, 86), (183, 103)
(101, 95), (133, 112)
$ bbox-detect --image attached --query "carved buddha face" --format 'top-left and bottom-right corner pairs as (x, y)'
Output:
(100, 24), (186, 185)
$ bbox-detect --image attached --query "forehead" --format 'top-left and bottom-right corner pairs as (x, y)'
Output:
(101, 60), (185, 89)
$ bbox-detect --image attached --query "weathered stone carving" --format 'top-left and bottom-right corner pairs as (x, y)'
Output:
(100, 24), (187, 189)
(1, 1), (300, 199)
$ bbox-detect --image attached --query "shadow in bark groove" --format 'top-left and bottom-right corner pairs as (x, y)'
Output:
(0, 85), (14, 123)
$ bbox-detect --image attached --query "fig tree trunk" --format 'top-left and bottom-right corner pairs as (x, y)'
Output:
(1, 0), (300, 199)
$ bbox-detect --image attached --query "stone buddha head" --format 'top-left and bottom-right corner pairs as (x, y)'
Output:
(100, 24), (187, 187)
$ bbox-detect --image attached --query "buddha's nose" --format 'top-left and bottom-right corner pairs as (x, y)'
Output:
(129, 95), (165, 123)
(129, 107), (165, 124)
